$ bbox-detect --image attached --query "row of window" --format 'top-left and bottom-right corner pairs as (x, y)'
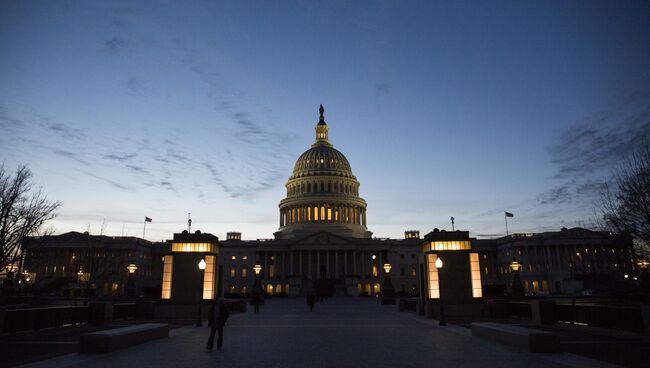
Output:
(287, 180), (359, 196)
(281, 205), (365, 226)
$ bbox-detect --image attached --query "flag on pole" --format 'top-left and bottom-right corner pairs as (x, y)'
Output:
(505, 212), (514, 218)
(145, 216), (152, 222)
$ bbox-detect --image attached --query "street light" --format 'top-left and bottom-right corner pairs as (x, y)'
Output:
(252, 264), (263, 313)
(125, 263), (138, 298)
(435, 257), (446, 326)
(509, 258), (524, 297)
(197, 258), (206, 326)
(381, 263), (395, 305)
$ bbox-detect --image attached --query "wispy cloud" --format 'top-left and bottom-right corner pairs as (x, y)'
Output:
(104, 36), (128, 52)
(542, 95), (650, 206)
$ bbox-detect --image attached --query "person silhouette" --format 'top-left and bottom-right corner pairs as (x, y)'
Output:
(206, 298), (230, 351)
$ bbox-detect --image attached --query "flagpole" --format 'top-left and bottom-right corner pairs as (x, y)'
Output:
(504, 212), (509, 236)
(143, 219), (147, 239)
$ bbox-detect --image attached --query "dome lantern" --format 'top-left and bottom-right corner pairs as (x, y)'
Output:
(314, 104), (331, 147)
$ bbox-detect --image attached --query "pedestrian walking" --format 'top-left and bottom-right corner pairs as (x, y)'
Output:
(206, 298), (230, 351)
(306, 292), (315, 311)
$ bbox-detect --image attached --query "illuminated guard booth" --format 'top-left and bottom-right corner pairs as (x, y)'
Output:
(161, 231), (221, 304)
(420, 229), (486, 319)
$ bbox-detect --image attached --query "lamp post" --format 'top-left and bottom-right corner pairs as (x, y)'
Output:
(435, 257), (446, 326)
(252, 264), (263, 312)
(197, 258), (206, 326)
(126, 263), (138, 298)
(509, 258), (524, 297)
(381, 263), (395, 305)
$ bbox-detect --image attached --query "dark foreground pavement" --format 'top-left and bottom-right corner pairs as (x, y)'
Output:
(17, 298), (620, 368)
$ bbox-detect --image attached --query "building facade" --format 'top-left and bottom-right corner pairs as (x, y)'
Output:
(19, 107), (636, 299)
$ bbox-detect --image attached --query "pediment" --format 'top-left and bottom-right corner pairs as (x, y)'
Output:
(291, 231), (355, 246)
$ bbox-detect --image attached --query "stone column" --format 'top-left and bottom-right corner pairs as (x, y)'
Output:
(299, 251), (303, 277)
(335, 251), (339, 278)
(308, 251), (312, 279)
(317, 251), (321, 278)
(290, 251), (294, 276)
(353, 251), (357, 276)
(326, 250), (330, 278)
(263, 252), (268, 279)
(344, 250), (348, 277)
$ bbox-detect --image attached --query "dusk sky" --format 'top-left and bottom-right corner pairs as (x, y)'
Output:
(1, 1), (649, 241)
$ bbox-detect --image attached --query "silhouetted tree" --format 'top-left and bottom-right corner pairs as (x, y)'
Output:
(0, 164), (61, 274)
(597, 143), (650, 260)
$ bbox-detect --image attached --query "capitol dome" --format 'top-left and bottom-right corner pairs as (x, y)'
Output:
(274, 105), (372, 240)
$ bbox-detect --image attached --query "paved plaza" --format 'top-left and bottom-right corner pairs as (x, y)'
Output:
(21, 298), (618, 368)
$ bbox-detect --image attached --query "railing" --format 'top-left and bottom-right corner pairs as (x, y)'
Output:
(555, 303), (643, 332)
(3, 305), (90, 333)
(506, 301), (532, 319)
(112, 303), (136, 321)
(496, 299), (645, 332)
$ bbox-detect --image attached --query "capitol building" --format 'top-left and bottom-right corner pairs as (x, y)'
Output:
(220, 105), (421, 297)
(22, 106), (635, 300)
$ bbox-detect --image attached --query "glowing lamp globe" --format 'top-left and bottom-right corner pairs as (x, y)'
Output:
(435, 257), (443, 269)
(253, 264), (262, 275)
(509, 260), (522, 273)
(198, 259), (206, 270)
(127, 263), (138, 274)
(383, 263), (392, 274)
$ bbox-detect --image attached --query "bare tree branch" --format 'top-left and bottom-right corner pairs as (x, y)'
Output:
(596, 143), (650, 260)
(0, 164), (61, 273)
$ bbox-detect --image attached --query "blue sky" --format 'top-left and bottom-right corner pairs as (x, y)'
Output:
(1, 1), (649, 241)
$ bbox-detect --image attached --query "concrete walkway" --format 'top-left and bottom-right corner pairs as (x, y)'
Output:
(20, 298), (619, 368)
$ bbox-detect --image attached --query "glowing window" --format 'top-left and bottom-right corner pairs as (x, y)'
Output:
(314, 207), (319, 221)
(241, 267), (247, 278)
(161, 256), (173, 299)
(229, 285), (235, 293)
(327, 208), (332, 221)
(269, 264), (275, 278)
(320, 206), (325, 220)
(171, 242), (216, 253)
(469, 253), (483, 298)
(230, 267), (236, 278)
(422, 241), (471, 252)
(426, 254), (440, 299)
(241, 285), (247, 293)
(202, 255), (216, 300)
(372, 265), (378, 277)
(243, 255), (248, 260)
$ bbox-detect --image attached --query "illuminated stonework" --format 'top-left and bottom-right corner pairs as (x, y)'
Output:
(275, 105), (372, 239)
